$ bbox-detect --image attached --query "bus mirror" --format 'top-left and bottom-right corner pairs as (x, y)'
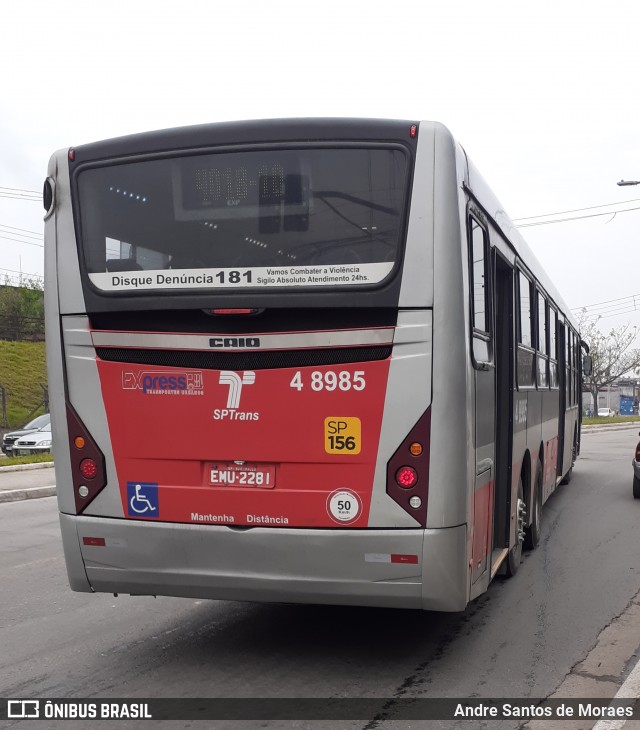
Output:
(582, 355), (592, 377)
(43, 178), (55, 219)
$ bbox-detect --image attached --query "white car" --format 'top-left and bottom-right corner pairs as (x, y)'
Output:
(2, 413), (50, 455)
(13, 422), (53, 455)
(597, 407), (616, 418)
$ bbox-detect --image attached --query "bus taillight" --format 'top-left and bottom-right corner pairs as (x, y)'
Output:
(386, 408), (431, 527)
(66, 404), (107, 513)
(395, 466), (418, 488)
(79, 459), (98, 480)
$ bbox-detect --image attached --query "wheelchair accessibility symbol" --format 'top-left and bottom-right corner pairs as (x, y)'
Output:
(127, 482), (159, 518)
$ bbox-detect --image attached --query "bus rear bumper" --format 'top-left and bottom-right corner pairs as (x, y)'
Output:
(60, 513), (468, 611)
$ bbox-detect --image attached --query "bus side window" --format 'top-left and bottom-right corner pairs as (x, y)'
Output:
(573, 331), (580, 406)
(468, 216), (491, 366)
(516, 270), (535, 387)
(537, 290), (549, 388)
(549, 307), (558, 388)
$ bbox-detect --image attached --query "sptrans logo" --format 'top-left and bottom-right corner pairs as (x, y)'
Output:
(214, 370), (258, 421)
(122, 370), (204, 396)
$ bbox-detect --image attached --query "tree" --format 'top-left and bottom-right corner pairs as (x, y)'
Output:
(0, 278), (45, 341)
(578, 314), (640, 414)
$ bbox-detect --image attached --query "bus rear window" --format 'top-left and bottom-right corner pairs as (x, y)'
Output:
(76, 146), (409, 293)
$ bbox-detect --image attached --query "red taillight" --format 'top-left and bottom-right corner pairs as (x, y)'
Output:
(410, 124), (417, 138)
(396, 466), (418, 488)
(79, 458), (98, 480)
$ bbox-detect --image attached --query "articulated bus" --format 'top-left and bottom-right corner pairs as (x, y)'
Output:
(45, 119), (583, 612)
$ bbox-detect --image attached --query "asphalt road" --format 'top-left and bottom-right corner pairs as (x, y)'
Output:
(1, 427), (639, 730)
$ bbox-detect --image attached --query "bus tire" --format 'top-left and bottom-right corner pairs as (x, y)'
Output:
(633, 476), (640, 499)
(561, 435), (577, 485)
(524, 461), (542, 550)
(505, 476), (525, 576)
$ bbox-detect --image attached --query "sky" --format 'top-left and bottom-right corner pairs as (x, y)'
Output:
(1, 0), (639, 341)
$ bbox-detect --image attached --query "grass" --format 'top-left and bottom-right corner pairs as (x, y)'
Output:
(0, 452), (53, 467)
(583, 415), (640, 426)
(0, 340), (47, 427)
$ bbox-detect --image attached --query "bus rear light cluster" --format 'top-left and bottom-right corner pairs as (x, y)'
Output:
(386, 408), (431, 527)
(66, 404), (107, 513)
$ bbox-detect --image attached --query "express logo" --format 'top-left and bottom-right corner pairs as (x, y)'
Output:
(122, 370), (204, 396)
(214, 370), (259, 421)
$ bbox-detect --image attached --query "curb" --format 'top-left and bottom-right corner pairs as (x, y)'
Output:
(582, 422), (640, 434)
(0, 486), (56, 503)
(0, 461), (54, 473)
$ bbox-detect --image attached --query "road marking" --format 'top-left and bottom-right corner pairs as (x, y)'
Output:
(591, 653), (640, 730)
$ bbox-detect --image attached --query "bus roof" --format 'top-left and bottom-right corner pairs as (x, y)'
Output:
(67, 118), (419, 165)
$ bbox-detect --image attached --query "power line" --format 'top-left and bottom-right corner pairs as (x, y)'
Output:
(0, 194), (40, 203)
(0, 234), (44, 248)
(0, 188), (42, 200)
(0, 223), (43, 237)
(0, 184), (41, 203)
(512, 197), (640, 222)
(570, 293), (640, 324)
(0, 226), (43, 242)
(0, 185), (40, 195)
(586, 308), (638, 321)
(572, 293), (640, 312)
(515, 205), (640, 228)
(581, 307), (638, 321)
(0, 266), (43, 278)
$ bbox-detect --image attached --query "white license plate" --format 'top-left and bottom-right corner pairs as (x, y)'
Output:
(209, 463), (276, 489)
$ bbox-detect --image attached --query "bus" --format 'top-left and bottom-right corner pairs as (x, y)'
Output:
(45, 119), (583, 612)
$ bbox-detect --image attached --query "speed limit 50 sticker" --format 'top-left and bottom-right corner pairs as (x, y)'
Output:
(327, 489), (362, 524)
(324, 417), (361, 454)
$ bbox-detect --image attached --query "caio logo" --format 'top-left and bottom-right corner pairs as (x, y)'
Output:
(209, 337), (261, 348)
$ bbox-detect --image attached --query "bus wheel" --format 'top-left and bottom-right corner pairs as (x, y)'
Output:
(506, 476), (526, 576)
(524, 461), (542, 550)
(561, 437), (577, 485)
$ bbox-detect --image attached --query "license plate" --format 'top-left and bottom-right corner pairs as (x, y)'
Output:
(209, 463), (276, 489)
